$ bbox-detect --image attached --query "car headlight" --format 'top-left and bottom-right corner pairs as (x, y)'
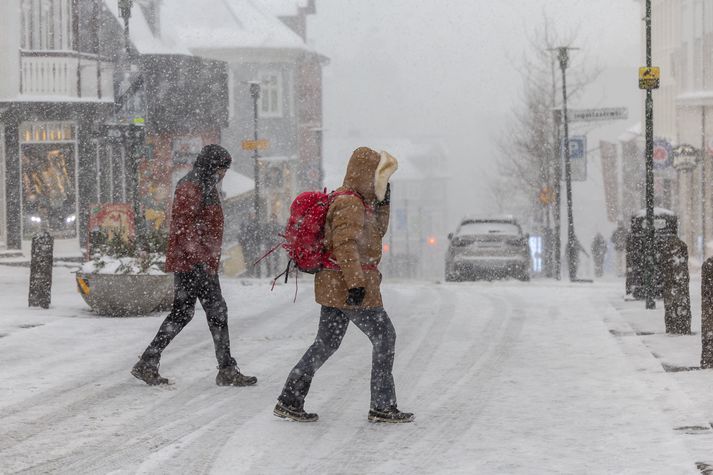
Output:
(29, 216), (42, 223)
(65, 214), (77, 224)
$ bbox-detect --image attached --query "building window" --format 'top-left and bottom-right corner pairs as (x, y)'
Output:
(21, 0), (73, 51)
(19, 121), (78, 239)
(259, 72), (283, 118)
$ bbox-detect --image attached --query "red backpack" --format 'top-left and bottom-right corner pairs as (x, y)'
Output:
(282, 189), (363, 273)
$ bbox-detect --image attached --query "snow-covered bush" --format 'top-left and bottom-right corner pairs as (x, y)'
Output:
(82, 229), (168, 275)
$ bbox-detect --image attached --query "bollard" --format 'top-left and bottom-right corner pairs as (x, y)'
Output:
(28, 231), (54, 309)
(701, 257), (713, 368)
(662, 237), (691, 335)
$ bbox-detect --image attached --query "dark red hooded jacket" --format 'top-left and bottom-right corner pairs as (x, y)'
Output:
(165, 145), (231, 274)
(164, 170), (224, 273)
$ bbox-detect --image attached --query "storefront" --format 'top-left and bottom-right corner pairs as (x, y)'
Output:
(18, 121), (79, 242)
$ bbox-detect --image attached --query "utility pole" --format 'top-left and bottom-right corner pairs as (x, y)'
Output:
(249, 82), (262, 278)
(553, 46), (580, 282)
(551, 54), (562, 280)
(117, 0), (145, 244)
(643, 0), (656, 310)
(702, 0), (708, 261)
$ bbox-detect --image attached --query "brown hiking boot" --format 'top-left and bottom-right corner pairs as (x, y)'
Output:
(215, 366), (257, 386)
(273, 401), (319, 422)
(131, 359), (170, 386)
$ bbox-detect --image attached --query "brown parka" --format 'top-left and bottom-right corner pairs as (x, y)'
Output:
(314, 147), (398, 308)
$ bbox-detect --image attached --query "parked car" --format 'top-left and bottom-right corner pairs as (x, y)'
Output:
(625, 208), (678, 300)
(445, 217), (530, 282)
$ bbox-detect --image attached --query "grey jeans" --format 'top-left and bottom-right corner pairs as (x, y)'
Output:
(278, 306), (397, 410)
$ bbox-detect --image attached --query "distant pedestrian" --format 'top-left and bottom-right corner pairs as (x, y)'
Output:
(611, 221), (628, 277)
(591, 233), (608, 278)
(274, 147), (413, 423)
(131, 145), (257, 387)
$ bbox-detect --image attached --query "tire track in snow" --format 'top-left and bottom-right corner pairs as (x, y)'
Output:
(4, 296), (317, 474)
(320, 287), (525, 474)
(75, 285), (442, 475)
(204, 284), (447, 474)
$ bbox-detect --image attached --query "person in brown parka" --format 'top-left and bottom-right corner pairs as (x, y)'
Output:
(274, 147), (414, 423)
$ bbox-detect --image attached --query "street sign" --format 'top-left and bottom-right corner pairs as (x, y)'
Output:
(652, 139), (673, 169)
(639, 67), (660, 89)
(568, 107), (628, 123)
(538, 186), (555, 206)
(563, 135), (587, 182)
(242, 139), (269, 151)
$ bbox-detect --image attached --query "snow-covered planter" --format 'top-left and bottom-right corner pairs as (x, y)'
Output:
(76, 231), (173, 317)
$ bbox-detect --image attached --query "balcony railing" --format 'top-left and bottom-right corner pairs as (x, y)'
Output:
(20, 50), (114, 101)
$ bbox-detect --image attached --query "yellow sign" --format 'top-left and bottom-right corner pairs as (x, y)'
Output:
(538, 186), (555, 206)
(241, 139), (270, 151)
(639, 67), (660, 90)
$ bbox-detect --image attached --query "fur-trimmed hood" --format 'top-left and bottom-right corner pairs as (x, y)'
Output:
(342, 147), (398, 202)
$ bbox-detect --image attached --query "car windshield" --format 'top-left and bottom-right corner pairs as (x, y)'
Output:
(458, 222), (520, 236)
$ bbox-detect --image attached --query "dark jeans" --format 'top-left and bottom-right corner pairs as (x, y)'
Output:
(141, 265), (236, 369)
(278, 306), (397, 410)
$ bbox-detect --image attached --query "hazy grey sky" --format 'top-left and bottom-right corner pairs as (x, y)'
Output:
(308, 0), (641, 226)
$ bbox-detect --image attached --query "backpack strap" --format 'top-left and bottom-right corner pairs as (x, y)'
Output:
(328, 189), (374, 214)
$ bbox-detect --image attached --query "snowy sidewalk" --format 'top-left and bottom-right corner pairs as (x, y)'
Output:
(0, 266), (710, 473)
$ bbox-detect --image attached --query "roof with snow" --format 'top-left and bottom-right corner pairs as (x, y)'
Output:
(634, 207), (675, 218)
(161, 0), (310, 52)
(103, 0), (190, 55)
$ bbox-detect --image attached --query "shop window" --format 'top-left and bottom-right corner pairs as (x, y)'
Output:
(21, 144), (77, 239)
(20, 121), (77, 239)
(20, 121), (75, 143)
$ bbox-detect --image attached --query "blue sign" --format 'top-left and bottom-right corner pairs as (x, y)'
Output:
(562, 135), (587, 181)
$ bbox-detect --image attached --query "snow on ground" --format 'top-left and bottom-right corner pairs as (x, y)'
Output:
(0, 265), (711, 474)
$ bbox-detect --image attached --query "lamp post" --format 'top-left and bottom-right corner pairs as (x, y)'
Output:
(553, 46), (580, 282)
(643, 0), (656, 309)
(117, 0), (145, 244)
(249, 81), (262, 277)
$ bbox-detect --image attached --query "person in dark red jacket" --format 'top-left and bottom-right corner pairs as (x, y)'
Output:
(131, 144), (257, 387)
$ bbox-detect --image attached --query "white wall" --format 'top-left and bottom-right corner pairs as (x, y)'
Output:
(0, 0), (21, 100)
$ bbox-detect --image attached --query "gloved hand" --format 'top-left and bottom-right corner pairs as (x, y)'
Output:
(345, 287), (366, 306)
(376, 183), (391, 206)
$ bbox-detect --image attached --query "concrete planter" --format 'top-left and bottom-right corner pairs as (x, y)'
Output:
(76, 272), (174, 317)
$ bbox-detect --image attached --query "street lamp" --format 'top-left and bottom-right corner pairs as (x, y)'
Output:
(643, 0), (656, 310)
(116, 0), (145, 243)
(249, 81), (263, 277)
(118, 0), (132, 46)
(551, 46), (580, 282)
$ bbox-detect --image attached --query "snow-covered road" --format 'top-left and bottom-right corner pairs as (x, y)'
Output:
(1, 266), (711, 474)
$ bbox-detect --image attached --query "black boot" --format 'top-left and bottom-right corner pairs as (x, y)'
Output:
(273, 401), (319, 422)
(368, 406), (414, 423)
(131, 358), (170, 386)
(216, 366), (257, 386)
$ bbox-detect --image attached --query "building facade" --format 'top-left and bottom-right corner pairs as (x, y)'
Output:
(0, 0), (229, 253)
(642, 0), (713, 259)
(162, 0), (326, 229)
